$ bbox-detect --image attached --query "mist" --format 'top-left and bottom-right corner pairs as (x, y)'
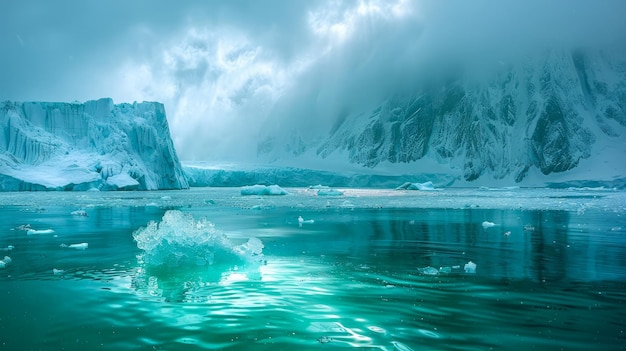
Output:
(1, 0), (625, 162)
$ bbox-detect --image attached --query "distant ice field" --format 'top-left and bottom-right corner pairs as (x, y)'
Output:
(1, 186), (624, 213)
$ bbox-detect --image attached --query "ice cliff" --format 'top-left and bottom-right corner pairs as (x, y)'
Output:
(0, 98), (188, 191)
(258, 50), (626, 185)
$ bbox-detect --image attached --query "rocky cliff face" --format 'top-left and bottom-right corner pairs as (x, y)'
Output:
(259, 50), (626, 183)
(0, 98), (188, 191)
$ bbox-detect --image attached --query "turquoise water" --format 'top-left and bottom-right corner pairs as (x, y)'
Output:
(1, 188), (625, 350)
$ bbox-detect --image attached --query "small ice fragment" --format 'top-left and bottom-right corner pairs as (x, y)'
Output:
(452, 265), (460, 269)
(26, 229), (55, 235)
(504, 231), (511, 236)
(61, 243), (88, 250)
(482, 221), (496, 229)
(418, 266), (439, 275)
(464, 261), (477, 274)
(53, 268), (64, 275)
(70, 210), (88, 217)
(161, 195), (172, 200)
(298, 216), (315, 227)
(1, 245), (14, 251)
(0, 256), (12, 268)
(523, 225), (535, 231)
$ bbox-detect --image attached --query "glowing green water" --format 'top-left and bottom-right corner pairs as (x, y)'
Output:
(1, 188), (625, 350)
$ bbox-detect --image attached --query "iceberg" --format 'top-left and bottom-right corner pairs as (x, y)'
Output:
(133, 210), (264, 267)
(0, 98), (188, 191)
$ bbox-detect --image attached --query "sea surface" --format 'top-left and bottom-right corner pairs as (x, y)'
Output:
(0, 187), (625, 350)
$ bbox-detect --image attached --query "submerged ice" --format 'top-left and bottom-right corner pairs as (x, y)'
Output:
(133, 210), (264, 267)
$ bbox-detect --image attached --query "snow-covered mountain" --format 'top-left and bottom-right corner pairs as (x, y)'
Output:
(258, 50), (626, 186)
(0, 98), (188, 191)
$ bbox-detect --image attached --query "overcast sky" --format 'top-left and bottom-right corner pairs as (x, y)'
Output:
(2, 0), (625, 161)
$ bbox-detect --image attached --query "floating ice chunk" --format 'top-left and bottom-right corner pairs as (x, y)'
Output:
(26, 229), (55, 235)
(308, 184), (330, 190)
(418, 266), (440, 275)
(317, 188), (343, 196)
(0, 256), (12, 268)
(439, 266), (452, 274)
(53, 268), (64, 275)
(481, 221), (496, 229)
(160, 195), (172, 200)
(1, 245), (14, 251)
(71, 209), (88, 217)
(133, 210), (264, 267)
(298, 216), (315, 227)
(396, 181), (438, 191)
(60, 243), (88, 250)
(464, 261), (477, 274)
(240, 184), (288, 196)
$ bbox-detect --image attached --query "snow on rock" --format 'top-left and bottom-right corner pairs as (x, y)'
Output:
(257, 50), (626, 186)
(0, 98), (188, 191)
(240, 184), (288, 196)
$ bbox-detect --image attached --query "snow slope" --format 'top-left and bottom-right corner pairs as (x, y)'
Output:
(257, 50), (626, 186)
(0, 98), (188, 191)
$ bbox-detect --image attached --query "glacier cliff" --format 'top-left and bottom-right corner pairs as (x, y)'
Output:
(258, 50), (626, 185)
(0, 98), (188, 191)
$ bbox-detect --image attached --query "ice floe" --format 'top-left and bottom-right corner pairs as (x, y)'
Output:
(26, 228), (55, 235)
(60, 243), (89, 250)
(240, 184), (288, 196)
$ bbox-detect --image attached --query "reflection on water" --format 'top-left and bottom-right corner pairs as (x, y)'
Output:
(0, 189), (625, 350)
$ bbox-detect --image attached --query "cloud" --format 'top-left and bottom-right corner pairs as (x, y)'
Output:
(1, 0), (625, 162)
